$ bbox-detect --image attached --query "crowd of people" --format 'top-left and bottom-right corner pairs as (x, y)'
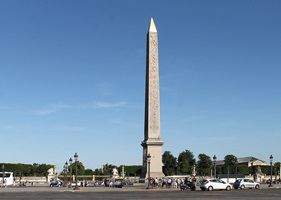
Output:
(146, 176), (196, 189)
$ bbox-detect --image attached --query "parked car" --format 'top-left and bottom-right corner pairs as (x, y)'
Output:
(233, 178), (260, 189)
(50, 181), (62, 187)
(69, 181), (81, 187)
(200, 179), (232, 191)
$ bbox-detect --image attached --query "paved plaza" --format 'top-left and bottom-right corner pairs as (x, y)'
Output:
(0, 185), (281, 200)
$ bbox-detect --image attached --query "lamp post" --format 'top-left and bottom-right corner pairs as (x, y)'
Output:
(275, 166), (277, 183)
(235, 161), (238, 181)
(69, 158), (73, 188)
(147, 154), (151, 189)
(2, 164), (4, 184)
(279, 163), (281, 181)
(213, 155), (217, 179)
(227, 165), (230, 183)
(74, 152), (79, 190)
(269, 155), (273, 187)
(63, 161), (68, 187)
(63, 162), (66, 187)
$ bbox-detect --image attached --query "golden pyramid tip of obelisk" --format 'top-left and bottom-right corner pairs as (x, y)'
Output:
(149, 17), (157, 32)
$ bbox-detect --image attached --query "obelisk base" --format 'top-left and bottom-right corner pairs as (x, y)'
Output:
(141, 139), (165, 179)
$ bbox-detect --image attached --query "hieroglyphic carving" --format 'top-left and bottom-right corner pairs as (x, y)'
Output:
(147, 32), (160, 136)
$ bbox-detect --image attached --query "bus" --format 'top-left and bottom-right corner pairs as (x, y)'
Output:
(0, 172), (15, 186)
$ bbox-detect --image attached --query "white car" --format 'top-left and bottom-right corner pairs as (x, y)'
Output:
(69, 181), (81, 187)
(200, 179), (232, 191)
(233, 178), (260, 189)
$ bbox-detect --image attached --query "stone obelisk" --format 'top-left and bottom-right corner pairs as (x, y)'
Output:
(141, 18), (164, 179)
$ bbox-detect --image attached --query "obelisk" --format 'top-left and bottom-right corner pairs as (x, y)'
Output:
(141, 18), (164, 179)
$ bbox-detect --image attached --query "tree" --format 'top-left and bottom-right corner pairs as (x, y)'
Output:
(274, 162), (281, 179)
(84, 168), (94, 175)
(93, 168), (103, 175)
(177, 150), (196, 175)
(117, 165), (142, 176)
(224, 154), (238, 174)
(197, 154), (212, 176)
(162, 151), (177, 176)
(102, 163), (117, 175)
(0, 163), (53, 177)
(69, 161), (85, 175)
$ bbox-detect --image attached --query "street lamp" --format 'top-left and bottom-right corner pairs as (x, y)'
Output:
(227, 165), (230, 183)
(235, 161), (238, 181)
(279, 163), (281, 181)
(147, 154), (151, 189)
(269, 155), (273, 187)
(213, 155), (217, 179)
(63, 161), (68, 187)
(2, 164), (4, 184)
(69, 158), (73, 188)
(74, 152), (79, 190)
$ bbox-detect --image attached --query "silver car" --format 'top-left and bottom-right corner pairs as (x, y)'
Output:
(200, 179), (232, 191)
(233, 178), (260, 189)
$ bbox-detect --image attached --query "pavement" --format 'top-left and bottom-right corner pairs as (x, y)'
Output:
(0, 185), (281, 200)
(0, 183), (280, 193)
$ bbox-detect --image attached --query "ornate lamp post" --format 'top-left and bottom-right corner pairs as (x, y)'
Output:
(235, 160), (238, 180)
(2, 164), (4, 184)
(69, 158), (73, 188)
(63, 162), (66, 186)
(74, 152), (79, 190)
(213, 155), (217, 179)
(147, 154), (151, 189)
(269, 155), (273, 187)
(279, 163), (281, 181)
(63, 161), (68, 187)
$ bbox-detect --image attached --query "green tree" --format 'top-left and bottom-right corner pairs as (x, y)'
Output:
(162, 151), (177, 176)
(69, 161), (85, 175)
(1, 163), (54, 177)
(197, 154), (212, 176)
(84, 168), (94, 175)
(93, 168), (103, 175)
(117, 165), (142, 176)
(102, 163), (117, 175)
(177, 150), (196, 174)
(224, 154), (238, 174)
(36, 164), (53, 177)
(274, 162), (281, 179)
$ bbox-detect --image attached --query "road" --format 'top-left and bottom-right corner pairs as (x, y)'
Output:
(0, 186), (281, 200)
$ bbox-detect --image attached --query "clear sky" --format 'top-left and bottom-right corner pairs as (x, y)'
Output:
(1, 0), (280, 173)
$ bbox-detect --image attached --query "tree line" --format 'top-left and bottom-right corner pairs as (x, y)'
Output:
(64, 162), (142, 177)
(0, 163), (54, 177)
(162, 150), (280, 176)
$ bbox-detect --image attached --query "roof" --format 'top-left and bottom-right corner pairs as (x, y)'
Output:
(215, 156), (267, 166)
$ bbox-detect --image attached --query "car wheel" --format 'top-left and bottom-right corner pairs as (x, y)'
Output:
(255, 184), (259, 189)
(240, 185), (245, 189)
(201, 188), (206, 191)
(234, 187), (238, 189)
(208, 186), (213, 191)
(226, 186), (231, 191)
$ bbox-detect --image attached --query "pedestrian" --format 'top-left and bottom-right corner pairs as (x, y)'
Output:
(145, 178), (149, 189)
(167, 178), (171, 188)
(155, 177), (158, 188)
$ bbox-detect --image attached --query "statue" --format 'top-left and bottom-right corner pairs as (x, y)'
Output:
(112, 168), (119, 178)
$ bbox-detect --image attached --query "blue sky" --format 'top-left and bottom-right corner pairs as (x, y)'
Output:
(1, 0), (280, 173)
